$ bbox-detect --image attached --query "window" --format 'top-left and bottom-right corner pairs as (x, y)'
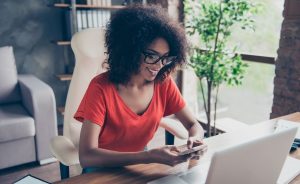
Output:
(227, 0), (284, 57)
(216, 61), (275, 124)
(184, 0), (284, 124)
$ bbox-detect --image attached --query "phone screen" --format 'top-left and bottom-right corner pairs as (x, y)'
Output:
(177, 144), (207, 156)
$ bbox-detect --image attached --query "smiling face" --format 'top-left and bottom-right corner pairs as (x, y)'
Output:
(138, 37), (170, 82)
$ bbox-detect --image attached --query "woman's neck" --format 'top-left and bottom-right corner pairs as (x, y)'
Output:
(124, 74), (153, 89)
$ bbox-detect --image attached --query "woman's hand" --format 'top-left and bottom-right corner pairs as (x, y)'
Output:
(147, 146), (193, 166)
(187, 137), (203, 149)
(187, 137), (207, 160)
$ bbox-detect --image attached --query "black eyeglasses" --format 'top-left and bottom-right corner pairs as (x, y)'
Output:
(142, 51), (177, 66)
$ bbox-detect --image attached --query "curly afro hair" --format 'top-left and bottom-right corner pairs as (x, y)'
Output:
(105, 4), (187, 84)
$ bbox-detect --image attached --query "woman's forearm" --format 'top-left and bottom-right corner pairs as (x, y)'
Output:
(79, 148), (151, 168)
(188, 121), (205, 139)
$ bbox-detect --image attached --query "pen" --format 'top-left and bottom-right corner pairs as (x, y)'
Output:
(294, 138), (300, 143)
(290, 145), (297, 152)
(292, 142), (300, 147)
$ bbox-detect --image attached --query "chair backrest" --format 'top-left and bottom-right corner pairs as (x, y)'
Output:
(63, 28), (107, 148)
(0, 46), (21, 104)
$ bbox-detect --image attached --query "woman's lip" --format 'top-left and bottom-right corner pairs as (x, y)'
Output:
(148, 68), (160, 72)
(147, 67), (159, 76)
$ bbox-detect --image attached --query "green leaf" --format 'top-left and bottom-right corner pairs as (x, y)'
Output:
(184, 0), (257, 128)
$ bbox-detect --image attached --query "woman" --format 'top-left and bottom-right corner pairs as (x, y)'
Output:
(74, 4), (205, 169)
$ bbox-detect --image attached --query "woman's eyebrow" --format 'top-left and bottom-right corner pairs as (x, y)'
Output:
(145, 49), (169, 56)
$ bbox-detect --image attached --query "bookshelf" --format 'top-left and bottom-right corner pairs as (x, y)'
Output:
(54, 1), (147, 116)
(53, 0), (128, 116)
(52, 41), (71, 45)
(52, 0), (125, 59)
(54, 3), (125, 10)
(56, 74), (73, 81)
(57, 107), (65, 116)
(53, 0), (126, 83)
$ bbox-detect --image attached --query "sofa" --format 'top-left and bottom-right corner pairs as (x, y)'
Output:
(0, 46), (57, 169)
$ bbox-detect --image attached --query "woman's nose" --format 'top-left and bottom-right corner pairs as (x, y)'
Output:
(155, 58), (164, 68)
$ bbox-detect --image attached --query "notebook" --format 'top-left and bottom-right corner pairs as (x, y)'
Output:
(14, 174), (49, 184)
(277, 156), (300, 184)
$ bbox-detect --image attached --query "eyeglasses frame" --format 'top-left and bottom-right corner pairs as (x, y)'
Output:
(142, 51), (177, 66)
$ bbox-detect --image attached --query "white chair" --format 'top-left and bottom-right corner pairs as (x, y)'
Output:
(50, 28), (188, 179)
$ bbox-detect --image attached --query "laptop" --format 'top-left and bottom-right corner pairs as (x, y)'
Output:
(148, 126), (297, 184)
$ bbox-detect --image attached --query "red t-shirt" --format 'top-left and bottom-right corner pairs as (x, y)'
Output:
(74, 72), (185, 152)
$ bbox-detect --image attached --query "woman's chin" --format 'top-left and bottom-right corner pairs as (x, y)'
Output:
(145, 78), (155, 83)
(145, 76), (156, 82)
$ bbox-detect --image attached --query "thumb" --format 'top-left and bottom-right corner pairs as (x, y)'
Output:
(187, 138), (193, 149)
(169, 145), (179, 152)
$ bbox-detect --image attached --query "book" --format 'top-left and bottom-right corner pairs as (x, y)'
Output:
(93, 10), (98, 28)
(87, 10), (93, 28)
(82, 10), (88, 29)
(104, 10), (110, 27)
(92, 0), (98, 5)
(14, 175), (49, 184)
(277, 156), (300, 184)
(77, 10), (82, 31)
(97, 0), (102, 6)
(87, 0), (92, 5)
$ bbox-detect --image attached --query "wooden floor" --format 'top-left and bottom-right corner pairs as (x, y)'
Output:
(0, 126), (168, 184)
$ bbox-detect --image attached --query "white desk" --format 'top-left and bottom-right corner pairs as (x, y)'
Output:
(55, 112), (300, 184)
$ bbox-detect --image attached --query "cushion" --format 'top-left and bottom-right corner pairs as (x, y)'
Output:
(0, 104), (35, 143)
(0, 46), (21, 104)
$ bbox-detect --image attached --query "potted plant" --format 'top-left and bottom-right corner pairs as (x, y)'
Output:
(184, 0), (259, 137)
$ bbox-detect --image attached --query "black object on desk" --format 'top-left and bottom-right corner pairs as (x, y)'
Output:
(290, 139), (300, 152)
(290, 145), (297, 152)
(294, 138), (300, 143)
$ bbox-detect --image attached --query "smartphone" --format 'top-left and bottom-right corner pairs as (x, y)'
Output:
(177, 144), (207, 156)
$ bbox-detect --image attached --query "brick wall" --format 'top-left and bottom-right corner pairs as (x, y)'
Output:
(271, 0), (300, 118)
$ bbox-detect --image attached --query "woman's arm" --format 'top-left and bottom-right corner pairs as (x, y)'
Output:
(175, 106), (205, 148)
(79, 120), (190, 168)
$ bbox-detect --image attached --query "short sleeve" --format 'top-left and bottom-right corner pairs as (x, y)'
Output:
(163, 77), (186, 116)
(74, 80), (106, 127)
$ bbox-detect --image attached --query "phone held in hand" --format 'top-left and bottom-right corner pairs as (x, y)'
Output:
(177, 144), (207, 156)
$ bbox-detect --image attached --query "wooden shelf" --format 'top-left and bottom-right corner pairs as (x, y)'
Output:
(53, 3), (125, 10)
(57, 107), (65, 116)
(52, 41), (71, 46)
(56, 74), (72, 81)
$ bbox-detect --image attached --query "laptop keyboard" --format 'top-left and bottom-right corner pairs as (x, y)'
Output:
(178, 161), (211, 184)
(147, 161), (211, 184)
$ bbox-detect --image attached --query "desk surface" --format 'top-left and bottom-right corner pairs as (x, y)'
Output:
(55, 112), (300, 184)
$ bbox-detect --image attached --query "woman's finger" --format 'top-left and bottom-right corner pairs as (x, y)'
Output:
(169, 145), (180, 152)
(187, 139), (193, 149)
(192, 155), (201, 160)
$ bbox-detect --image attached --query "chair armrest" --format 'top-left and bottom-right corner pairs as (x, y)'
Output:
(50, 136), (80, 166)
(159, 117), (189, 140)
(18, 74), (57, 161)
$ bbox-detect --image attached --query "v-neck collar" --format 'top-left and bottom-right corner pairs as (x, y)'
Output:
(111, 83), (156, 119)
